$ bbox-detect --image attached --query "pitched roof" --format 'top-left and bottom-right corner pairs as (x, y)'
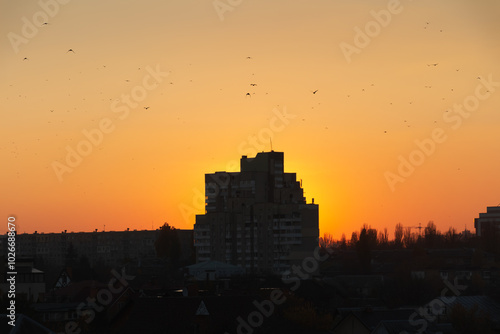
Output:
(0, 314), (55, 334)
(334, 308), (415, 332)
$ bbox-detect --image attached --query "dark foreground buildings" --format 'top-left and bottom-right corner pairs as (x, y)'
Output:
(194, 151), (319, 274)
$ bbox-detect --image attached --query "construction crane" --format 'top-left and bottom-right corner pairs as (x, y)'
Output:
(408, 223), (423, 237)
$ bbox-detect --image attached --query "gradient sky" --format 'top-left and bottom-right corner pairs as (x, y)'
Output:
(1, 0), (500, 239)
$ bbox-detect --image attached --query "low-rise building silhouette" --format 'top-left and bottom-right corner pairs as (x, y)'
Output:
(0, 258), (45, 302)
(1, 229), (193, 269)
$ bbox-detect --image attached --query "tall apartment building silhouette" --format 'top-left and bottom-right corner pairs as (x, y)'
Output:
(194, 151), (319, 274)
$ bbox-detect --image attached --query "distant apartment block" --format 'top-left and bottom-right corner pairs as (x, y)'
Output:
(193, 151), (319, 274)
(0, 229), (193, 269)
(474, 206), (500, 237)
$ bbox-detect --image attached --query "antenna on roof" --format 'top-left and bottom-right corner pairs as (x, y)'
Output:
(270, 138), (273, 152)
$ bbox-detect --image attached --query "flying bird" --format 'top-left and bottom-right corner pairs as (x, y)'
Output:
(427, 63), (438, 67)
(311, 90), (318, 94)
(67, 49), (75, 53)
(23, 57), (28, 61)
(246, 56), (252, 59)
(144, 106), (150, 110)
(250, 83), (257, 86)
(246, 93), (251, 97)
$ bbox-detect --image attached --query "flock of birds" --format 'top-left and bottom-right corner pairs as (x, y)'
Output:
(14, 18), (485, 142)
(241, 60), (480, 135)
(19, 51), (478, 136)
(243, 57), (320, 99)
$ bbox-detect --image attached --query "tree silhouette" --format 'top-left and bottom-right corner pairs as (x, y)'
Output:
(424, 221), (437, 247)
(403, 227), (414, 248)
(356, 225), (377, 273)
(378, 228), (389, 247)
(339, 233), (347, 250)
(155, 223), (181, 269)
(69, 255), (92, 282)
(350, 231), (359, 247)
(65, 242), (78, 266)
(319, 233), (335, 250)
(394, 223), (403, 247)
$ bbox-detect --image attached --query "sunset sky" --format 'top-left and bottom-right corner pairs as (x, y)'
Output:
(1, 0), (500, 239)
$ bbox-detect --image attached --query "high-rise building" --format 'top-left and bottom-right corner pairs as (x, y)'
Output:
(194, 151), (319, 274)
(475, 206), (500, 237)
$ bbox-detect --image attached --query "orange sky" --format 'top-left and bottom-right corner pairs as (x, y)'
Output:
(1, 0), (500, 239)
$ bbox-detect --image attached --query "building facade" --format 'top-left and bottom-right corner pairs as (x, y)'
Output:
(0, 258), (45, 302)
(474, 206), (500, 237)
(194, 151), (319, 274)
(0, 229), (193, 269)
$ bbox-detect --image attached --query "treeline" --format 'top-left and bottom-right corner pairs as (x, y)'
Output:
(320, 221), (486, 251)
